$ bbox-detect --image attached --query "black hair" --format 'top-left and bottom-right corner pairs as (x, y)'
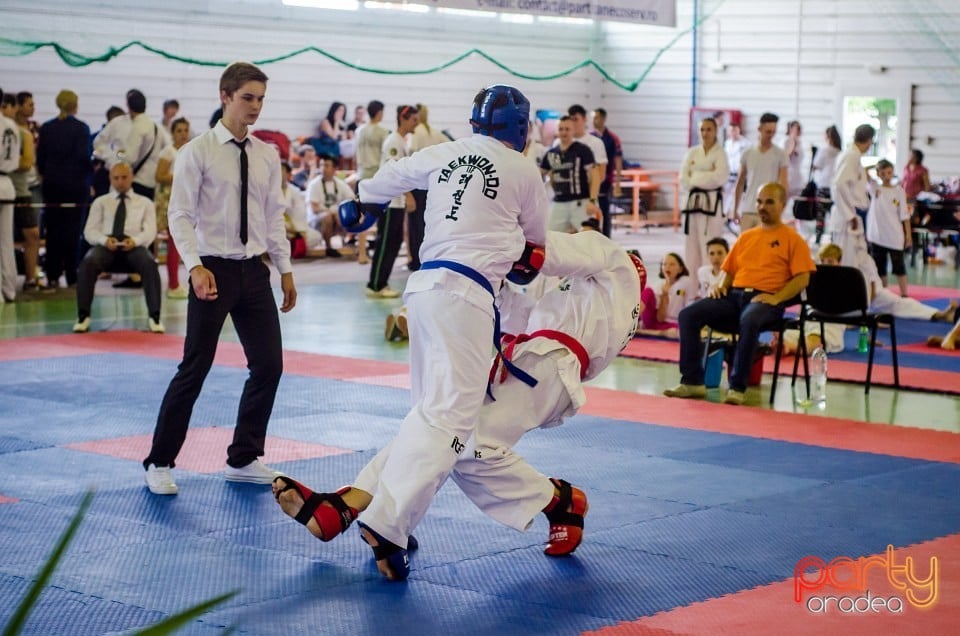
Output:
(759, 112), (779, 125)
(568, 104), (587, 117)
(367, 100), (384, 120)
(126, 89), (146, 113)
(706, 237), (729, 252)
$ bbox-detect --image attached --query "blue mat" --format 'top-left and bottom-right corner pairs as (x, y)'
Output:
(1, 353), (958, 635)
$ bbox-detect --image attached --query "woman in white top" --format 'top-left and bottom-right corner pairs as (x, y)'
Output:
(638, 252), (696, 337)
(807, 125), (842, 244)
(154, 117), (190, 298)
(679, 117), (729, 291)
(784, 120), (805, 199)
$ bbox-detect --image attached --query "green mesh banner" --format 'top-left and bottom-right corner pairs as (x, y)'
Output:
(0, 4), (721, 93)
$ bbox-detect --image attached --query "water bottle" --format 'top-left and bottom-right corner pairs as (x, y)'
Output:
(810, 346), (828, 407)
(857, 325), (869, 354)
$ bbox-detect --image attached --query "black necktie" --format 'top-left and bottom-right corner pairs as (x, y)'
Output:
(231, 139), (249, 244)
(112, 193), (127, 239)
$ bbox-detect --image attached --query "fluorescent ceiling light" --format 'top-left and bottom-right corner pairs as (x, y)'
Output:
(438, 7), (497, 18)
(365, 1), (430, 11)
(500, 13), (534, 23)
(537, 15), (593, 25)
(282, 0), (359, 9)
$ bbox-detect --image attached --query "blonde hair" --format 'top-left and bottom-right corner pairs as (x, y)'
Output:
(416, 103), (431, 133)
(818, 243), (842, 262)
(55, 89), (78, 113)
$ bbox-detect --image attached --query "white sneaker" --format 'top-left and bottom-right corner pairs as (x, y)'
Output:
(365, 286), (400, 299)
(145, 464), (178, 495)
(148, 318), (165, 334)
(72, 317), (91, 333)
(224, 459), (282, 484)
(167, 286), (189, 299)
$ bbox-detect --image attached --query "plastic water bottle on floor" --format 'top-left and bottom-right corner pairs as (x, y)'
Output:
(809, 346), (828, 408)
(857, 325), (869, 354)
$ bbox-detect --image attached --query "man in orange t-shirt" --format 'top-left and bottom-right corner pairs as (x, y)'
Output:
(665, 182), (816, 405)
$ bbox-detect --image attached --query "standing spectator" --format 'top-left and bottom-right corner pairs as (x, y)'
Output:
(679, 117), (728, 291)
(11, 92), (40, 291)
(0, 87), (21, 303)
(901, 149), (930, 203)
(723, 122), (751, 216)
(407, 103), (448, 271)
(808, 125), (843, 244)
(90, 106), (125, 199)
(366, 105), (419, 298)
(73, 163), (162, 334)
(95, 89), (168, 201)
(866, 159), (911, 297)
(734, 113), (788, 231)
(142, 62), (297, 496)
(161, 99), (179, 130)
(36, 89), (92, 290)
(783, 120), (805, 199)
(566, 105), (607, 219)
(154, 117), (191, 299)
(665, 182), (815, 406)
(830, 124), (875, 271)
(354, 100), (389, 266)
(591, 108), (623, 237)
(540, 115), (598, 232)
(306, 155), (354, 257)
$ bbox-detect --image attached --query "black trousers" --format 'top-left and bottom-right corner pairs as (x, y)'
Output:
(407, 190), (427, 271)
(367, 206), (405, 292)
(41, 181), (87, 285)
(76, 245), (161, 319)
(599, 194), (613, 237)
(144, 256), (283, 469)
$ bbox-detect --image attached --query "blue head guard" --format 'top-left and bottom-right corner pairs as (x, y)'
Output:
(470, 85), (530, 151)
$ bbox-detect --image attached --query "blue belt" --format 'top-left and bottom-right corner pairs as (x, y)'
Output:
(420, 260), (538, 395)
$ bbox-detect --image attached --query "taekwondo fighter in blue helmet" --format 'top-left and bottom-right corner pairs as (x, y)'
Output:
(272, 85), (549, 579)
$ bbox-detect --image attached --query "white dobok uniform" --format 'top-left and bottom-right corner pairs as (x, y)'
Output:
(354, 133), (549, 548)
(679, 143), (729, 291)
(0, 114), (21, 302)
(830, 145), (872, 270)
(356, 230), (640, 533)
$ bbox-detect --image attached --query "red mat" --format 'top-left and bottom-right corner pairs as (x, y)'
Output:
(620, 337), (960, 396)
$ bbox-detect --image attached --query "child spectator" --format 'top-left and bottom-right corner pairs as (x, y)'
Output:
(639, 252), (695, 336)
(866, 159), (911, 297)
(697, 237), (728, 298)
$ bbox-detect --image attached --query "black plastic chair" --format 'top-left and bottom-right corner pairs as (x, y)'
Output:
(787, 265), (899, 395)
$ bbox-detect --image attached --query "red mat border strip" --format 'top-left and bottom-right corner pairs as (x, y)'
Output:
(620, 338), (960, 396)
(4, 331), (959, 464)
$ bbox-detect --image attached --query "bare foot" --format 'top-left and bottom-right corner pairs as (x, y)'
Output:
(944, 336), (957, 351)
(933, 300), (959, 323)
(272, 481), (325, 540)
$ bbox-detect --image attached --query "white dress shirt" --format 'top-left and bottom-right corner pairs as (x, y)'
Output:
(94, 113), (168, 188)
(84, 190), (157, 248)
(167, 121), (291, 274)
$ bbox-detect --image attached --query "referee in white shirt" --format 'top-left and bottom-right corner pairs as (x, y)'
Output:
(143, 62), (297, 495)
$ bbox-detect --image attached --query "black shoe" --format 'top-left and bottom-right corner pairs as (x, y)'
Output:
(113, 277), (143, 289)
(325, 247), (343, 258)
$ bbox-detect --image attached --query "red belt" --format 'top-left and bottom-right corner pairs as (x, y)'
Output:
(490, 329), (590, 384)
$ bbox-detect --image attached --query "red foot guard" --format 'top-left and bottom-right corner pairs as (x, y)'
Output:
(273, 476), (357, 541)
(543, 478), (589, 557)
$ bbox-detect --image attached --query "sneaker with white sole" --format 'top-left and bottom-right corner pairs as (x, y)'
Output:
(663, 383), (707, 399)
(224, 459), (282, 484)
(723, 389), (746, 405)
(145, 464), (178, 495)
(167, 286), (189, 299)
(72, 317), (91, 333)
(366, 286), (401, 299)
(148, 318), (165, 334)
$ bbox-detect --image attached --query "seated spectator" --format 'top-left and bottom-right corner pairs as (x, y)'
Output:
(664, 182), (816, 406)
(638, 252), (695, 337)
(74, 163), (163, 333)
(280, 162), (320, 258)
(291, 144), (317, 190)
(696, 237), (728, 298)
(306, 154), (355, 258)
